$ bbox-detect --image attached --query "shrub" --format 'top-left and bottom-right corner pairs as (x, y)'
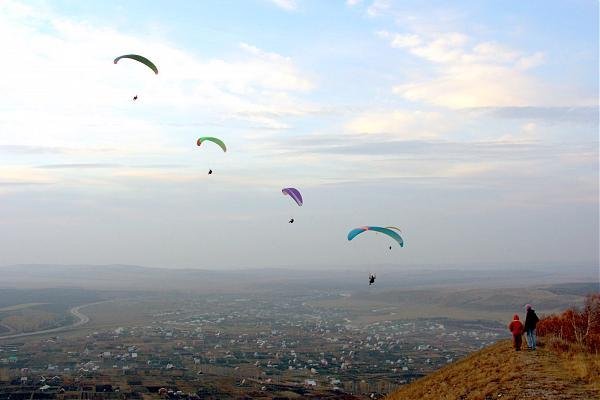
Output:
(537, 293), (600, 353)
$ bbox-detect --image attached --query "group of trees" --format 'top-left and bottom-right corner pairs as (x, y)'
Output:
(537, 293), (600, 352)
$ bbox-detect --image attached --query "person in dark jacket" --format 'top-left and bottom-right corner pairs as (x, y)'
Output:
(524, 304), (539, 350)
(508, 314), (524, 351)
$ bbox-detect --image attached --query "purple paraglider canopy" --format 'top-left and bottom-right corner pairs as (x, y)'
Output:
(282, 187), (303, 206)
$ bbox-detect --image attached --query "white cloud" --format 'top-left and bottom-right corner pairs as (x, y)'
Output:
(376, 31), (422, 48)
(345, 110), (442, 139)
(410, 32), (468, 60)
(268, 0), (298, 11)
(375, 30), (595, 108)
(516, 51), (545, 70)
(441, 162), (503, 178)
(471, 42), (519, 63)
(496, 122), (539, 143)
(238, 43), (314, 91)
(346, 0), (363, 6)
(0, 166), (54, 185)
(367, 0), (391, 17)
(394, 64), (543, 108)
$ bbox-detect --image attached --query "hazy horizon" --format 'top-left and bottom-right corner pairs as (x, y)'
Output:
(1, 0), (598, 270)
(1, 260), (598, 272)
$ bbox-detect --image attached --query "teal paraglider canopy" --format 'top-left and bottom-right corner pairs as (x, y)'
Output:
(347, 226), (404, 247)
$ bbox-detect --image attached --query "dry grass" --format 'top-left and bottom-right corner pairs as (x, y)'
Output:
(541, 335), (600, 391)
(385, 339), (600, 400)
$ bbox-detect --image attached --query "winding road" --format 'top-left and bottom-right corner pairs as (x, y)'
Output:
(0, 301), (109, 341)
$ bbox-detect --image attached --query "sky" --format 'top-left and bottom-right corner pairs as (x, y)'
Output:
(0, 0), (598, 270)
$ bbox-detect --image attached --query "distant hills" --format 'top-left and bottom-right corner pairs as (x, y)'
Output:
(0, 263), (596, 293)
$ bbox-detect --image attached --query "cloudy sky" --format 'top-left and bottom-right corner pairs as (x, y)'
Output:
(0, 0), (598, 269)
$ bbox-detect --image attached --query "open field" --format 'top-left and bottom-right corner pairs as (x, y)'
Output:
(0, 303), (48, 312)
(75, 298), (169, 330)
(312, 283), (595, 325)
(0, 301), (116, 341)
(0, 289), (112, 337)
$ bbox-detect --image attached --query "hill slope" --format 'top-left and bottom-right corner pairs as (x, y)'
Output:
(386, 340), (599, 400)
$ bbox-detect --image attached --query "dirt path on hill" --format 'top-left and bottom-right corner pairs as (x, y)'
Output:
(516, 345), (597, 399)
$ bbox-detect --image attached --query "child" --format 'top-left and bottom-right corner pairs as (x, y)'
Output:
(508, 314), (524, 351)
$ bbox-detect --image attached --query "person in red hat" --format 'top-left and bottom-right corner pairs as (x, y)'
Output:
(508, 314), (524, 351)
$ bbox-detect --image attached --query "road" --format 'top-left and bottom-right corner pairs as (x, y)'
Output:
(0, 301), (108, 340)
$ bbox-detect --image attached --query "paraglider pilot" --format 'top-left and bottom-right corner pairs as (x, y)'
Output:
(369, 274), (376, 285)
(289, 218), (294, 223)
(208, 169), (213, 175)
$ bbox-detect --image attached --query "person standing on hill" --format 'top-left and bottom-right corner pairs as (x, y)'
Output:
(508, 314), (524, 351)
(524, 304), (539, 350)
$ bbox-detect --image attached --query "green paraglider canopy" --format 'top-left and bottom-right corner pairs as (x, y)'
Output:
(114, 54), (158, 74)
(197, 137), (227, 152)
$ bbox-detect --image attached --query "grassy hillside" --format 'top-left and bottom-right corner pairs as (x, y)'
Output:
(385, 339), (599, 400)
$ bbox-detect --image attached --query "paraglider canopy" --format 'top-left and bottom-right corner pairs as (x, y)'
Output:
(385, 226), (402, 233)
(197, 137), (227, 152)
(114, 54), (158, 74)
(347, 226), (404, 247)
(282, 188), (303, 206)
